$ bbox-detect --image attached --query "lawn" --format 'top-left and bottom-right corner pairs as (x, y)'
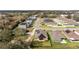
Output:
(46, 30), (79, 49)
(35, 28), (79, 49)
(31, 30), (79, 49)
(49, 42), (79, 49)
(49, 33), (79, 49)
(31, 40), (51, 48)
(40, 23), (53, 30)
(31, 40), (79, 49)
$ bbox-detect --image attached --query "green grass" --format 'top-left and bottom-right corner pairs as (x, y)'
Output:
(41, 23), (79, 30)
(34, 30), (79, 49)
(50, 42), (79, 49)
(32, 42), (79, 49)
(31, 40), (51, 48)
(41, 24), (53, 30)
(41, 40), (51, 47)
(45, 31), (79, 49)
(32, 38), (79, 49)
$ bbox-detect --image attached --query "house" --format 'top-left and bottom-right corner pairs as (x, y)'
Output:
(38, 34), (46, 40)
(18, 15), (36, 31)
(44, 18), (53, 23)
(25, 20), (32, 27)
(43, 18), (56, 26)
(18, 22), (27, 29)
(63, 30), (79, 42)
(24, 15), (37, 27)
(35, 29), (48, 41)
(18, 19), (33, 29)
(49, 30), (66, 42)
(28, 16), (37, 20)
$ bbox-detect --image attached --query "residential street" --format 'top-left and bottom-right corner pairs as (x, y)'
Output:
(33, 18), (43, 29)
(24, 18), (41, 46)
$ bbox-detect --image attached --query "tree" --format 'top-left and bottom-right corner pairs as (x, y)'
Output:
(8, 40), (29, 49)
(66, 14), (71, 19)
(73, 14), (79, 22)
(65, 30), (71, 33)
(14, 28), (26, 36)
(0, 29), (14, 42)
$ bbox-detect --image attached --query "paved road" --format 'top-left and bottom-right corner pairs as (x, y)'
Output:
(25, 29), (35, 42)
(33, 18), (43, 29)
(24, 18), (41, 47)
